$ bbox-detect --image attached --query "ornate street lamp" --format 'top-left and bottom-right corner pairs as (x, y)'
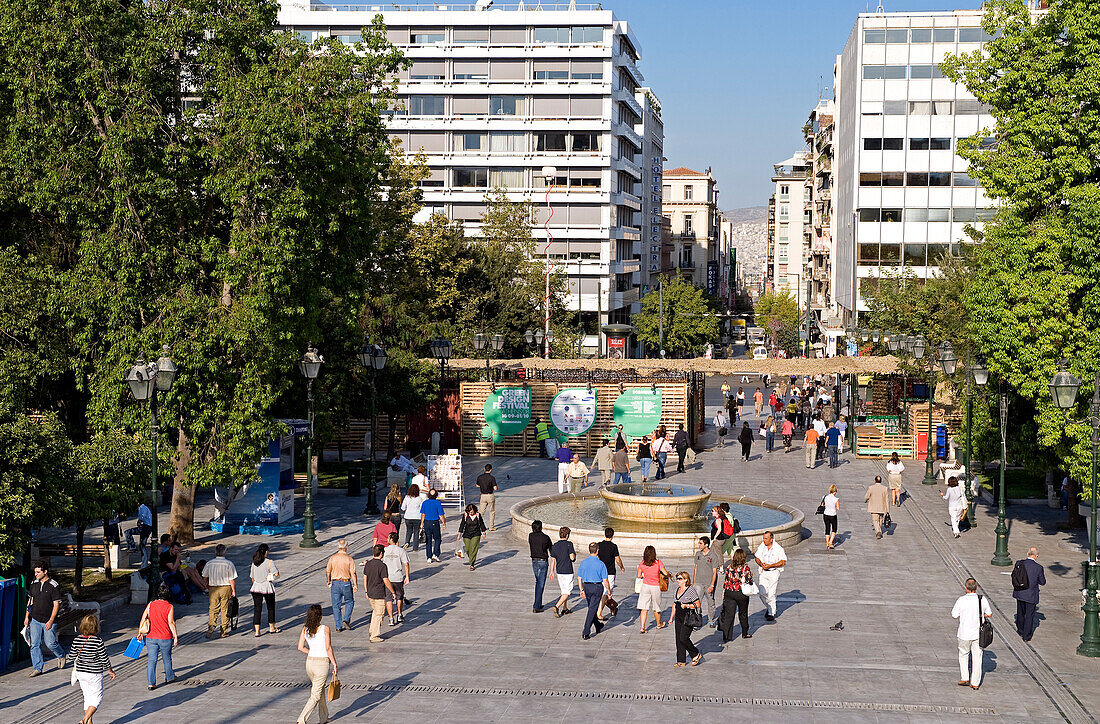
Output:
(872, 329), (882, 344)
(886, 333), (900, 353)
(358, 339), (387, 514)
(124, 345), (177, 547)
(299, 343), (323, 548)
(962, 356), (989, 527)
(429, 337), (452, 450)
(991, 378), (1012, 566)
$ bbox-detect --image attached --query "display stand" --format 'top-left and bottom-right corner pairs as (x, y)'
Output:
(428, 452), (464, 510)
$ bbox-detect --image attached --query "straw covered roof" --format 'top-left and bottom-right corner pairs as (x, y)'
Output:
(437, 356), (900, 376)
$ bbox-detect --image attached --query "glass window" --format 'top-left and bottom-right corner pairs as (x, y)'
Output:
(956, 99), (980, 115)
(864, 29), (886, 44)
(409, 61), (445, 80)
(927, 208), (950, 222)
(864, 138), (883, 150)
(490, 27), (526, 45)
(571, 61), (604, 80)
(884, 65), (907, 79)
(883, 138), (903, 150)
(930, 137), (952, 150)
(453, 61), (488, 80)
(884, 100), (907, 115)
(863, 66), (886, 80)
(570, 169), (601, 190)
(533, 60), (569, 80)
(859, 243), (880, 261)
(880, 243), (901, 264)
(909, 101), (932, 115)
(490, 168), (524, 189)
(933, 28), (956, 43)
(926, 243), (949, 262)
(453, 168), (488, 187)
(882, 172), (905, 187)
(881, 208), (902, 222)
(979, 136), (997, 149)
(859, 208), (880, 222)
(905, 208), (928, 222)
(533, 170), (567, 188)
(410, 29), (445, 44)
(407, 95), (444, 115)
(684, 215), (694, 234)
(953, 208), (978, 222)
(572, 132), (600, 152)
(954, 172), (978, 187)
(531, 96), (568, 117)
(572, 26), (603, 44)
(333, 33), (362, 44)
(407, 132), (445, 153)
(452, 27), (488, 44)
(910, 137), (930, 150)
(419, 168), (445, 187)
(533, 27), (570, 44)
(910, 28), (932, 43)
(904, 244), (928, 266)
(489, 132), (525, 153)
(886, 29), (908, 43)
(535, 132), (567, 152)
(976, 208), (997, 221)
(456, 133), (486, 151)
(958, 27), (983, 43)
(907, 172), (929, 186)
(909, 64), (943, 79)
(929, 172), (952, 187)
(860, 173), (882, 186)
(933, 101), (954, 115)
(569, 96), (603, 117)
(489, 95), (523, 115)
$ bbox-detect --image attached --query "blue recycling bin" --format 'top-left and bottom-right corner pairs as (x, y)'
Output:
(1, 577), (17, 672)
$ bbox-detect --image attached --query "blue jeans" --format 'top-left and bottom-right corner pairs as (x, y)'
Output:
(146, 637), (174, 686)
(828, 445), (839, 468)
(330, 580), (354, 629)
(532, 559), (549, 610)
(27, 618), (65, 672)
(640, 458), (652, 479)
(655, 452), (668, 479)
(403, 519), (421, 551)
(765, 430), (774, 452)
(423, 519), (442, 559)
(614, 472), (631, 485)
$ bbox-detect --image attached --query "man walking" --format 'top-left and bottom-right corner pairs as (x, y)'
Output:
(673, 424), (689, 473)
(611, 445), (631, 484)
(813, 415), (827, 461)
(555, 441), (574, 494)
(534, 417), (551, 458)
(1012, 547), (1046, 641)
(136, 501), (154, 567)
(326, 540), (358, 631)
(865, 475), (891, 539)
(596, 527), (624, 619)
(951, 578), (992, 689)
(475, 464), (498, 531)
(23, 561), (66, 676)
(362, 544), (396, 643)
(721, 381), (731, 400)
(576, 542), (611, 639)
(825, 422), (842, 468)
(529, 520), (553, 613)
(566, 453), (590, 494)
(753, 387), (763, 417)
(420, 488), (446, 563)
(382, 532), (410, 625)
(754, 531), (786, 621)
(693, 537), (721, 627)
(593, 438), (614, 486)
(713, 409), (727, 447)
(804, 426), (819, 469)
(549, 527), (577, 617)
(203, 544), (237, 639)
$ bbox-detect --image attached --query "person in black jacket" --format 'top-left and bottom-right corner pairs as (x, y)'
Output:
(1012, 547), (1047, 641)
(737, 422), (754, 461)
(459, 504), (488, 571)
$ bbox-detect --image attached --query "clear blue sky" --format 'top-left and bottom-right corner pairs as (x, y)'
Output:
(616, 0), (981, 209)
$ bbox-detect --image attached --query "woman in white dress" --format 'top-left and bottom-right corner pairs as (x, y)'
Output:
(940, 477), (968, 538)
(885, 452), (905, 506)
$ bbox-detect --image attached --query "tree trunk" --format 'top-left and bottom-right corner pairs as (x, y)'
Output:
(169, 426), (196, 544)
(102, 519), (112, 581)
(74, 526), (85, 596)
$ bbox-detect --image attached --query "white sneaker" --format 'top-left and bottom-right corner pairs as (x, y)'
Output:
(431, 556), (440, 563)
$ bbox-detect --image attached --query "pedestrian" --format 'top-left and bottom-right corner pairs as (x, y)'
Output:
(753, 531), (786, 621)
(753, 387), (763, 417)
(420, 488), (446, 563)
(813, 415), (827, 460)
(23, 560), (66, 677)
(550, 526), (577, 617)
(721, 381), (731, 400)
(804, 426), (819, 469)
(474, 464), (498, 530)
(596, 527), (624, 619)
(768, 390), (779, 414)
(718, 502), (739, 559)
(295, 604), (337, 724)
(610, 423), (626, 449)
(567, 453), (590, 494)
(136, 501), (154, 568)
(673, 424), (689, 473)
(672, 572), (703, 667)
(458, 503), (488, 570)
(1012, 547), (1046, 641)
(822, 484), (840, 550)
(780, 416), (794, 453)
(941, 476), (968, 538)
(203, 544), (237, 639)
(410, 464), (428, 492)
(382, 532), (410, 625)
(725, 394), (738, 424)
(611, 443), (632, 484)
(951, 577), (992, 690)
(577, 542), (611, 640)
(555, 441), (574, 493)
(825, 422), (842, 468)
(529, 520), (553, 613)
(836, 415), (848, 450)
(138, 585), (177, 690)
(709, 505), (732, 563)
(534, 416), (551, 457)
(383, 482), (404, 538)
(362, 544), (396, 643)
(400, 483), (425, 551)
(713, 409), (728, 447)
(325, 539), (358, 631)
(718, 549), (754, 642)
(653, 432), (672, 480)
(593, 438), (614, 486)
(737, 421), (753, 461)
(70, 615), (115, 724)
(249, 543), (280, 637)
(737, 387), (746, 418)
(886, 452), (905, 506)
(637, 436), (653, 482)
(865, 475), (891, 539)
(692, 536), (720, 627)
(800, 395), (812, 429)
(636, 545), (671, 633)
(764, 415), (775, 453)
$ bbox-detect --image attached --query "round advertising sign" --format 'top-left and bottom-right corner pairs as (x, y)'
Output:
(549, 388), (598, 437)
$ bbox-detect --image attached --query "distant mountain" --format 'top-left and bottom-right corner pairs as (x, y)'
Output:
(722, 207), (768, 279)
(722, 206), (768, 224)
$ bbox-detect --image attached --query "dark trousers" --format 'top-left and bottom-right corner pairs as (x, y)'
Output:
(251, 591), (275, 628)
(740, 442), (751, 459)
(1016, 599), (1037, 640)
(582, 582), (604, 636)
(655, 452), (667, 479)
(816, 438), (826, 460)
(423, 519), (441, 559)
(404, 519), (422, 550)
(676, 445), (687, 472)
(719, 589), (750, 641)
(532, 559), (548, 610)
(674, 603), (699, 662)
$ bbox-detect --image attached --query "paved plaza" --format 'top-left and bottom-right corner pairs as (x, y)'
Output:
(3, 380), (1100, 723)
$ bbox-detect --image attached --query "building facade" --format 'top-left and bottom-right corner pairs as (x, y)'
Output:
(661, 167), (724, 301)
(277, 2), (659, 351)
(636, 87), (666, 296)
(765, 154), (812, 312)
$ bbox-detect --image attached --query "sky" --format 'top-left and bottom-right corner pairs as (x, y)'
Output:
(614, 0), (982, 209)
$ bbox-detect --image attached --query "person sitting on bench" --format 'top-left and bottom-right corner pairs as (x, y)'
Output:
(160, 542), (208, 594)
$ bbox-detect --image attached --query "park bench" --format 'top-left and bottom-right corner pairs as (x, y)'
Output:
(52, 594), (103, 637)
(34, 542), (108, 560)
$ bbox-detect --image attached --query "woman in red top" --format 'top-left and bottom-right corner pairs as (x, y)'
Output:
(138, 584), (178, 690)
(717, 549), (754, 642)
(635, 545), (671, 633)
(373, 512), (398, 548)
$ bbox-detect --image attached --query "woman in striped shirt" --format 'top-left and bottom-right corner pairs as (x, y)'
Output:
(71, 614), (115, 724)
(672, 572), (703, 667)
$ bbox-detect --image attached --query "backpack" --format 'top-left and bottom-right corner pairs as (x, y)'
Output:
(1011, 560), (1030, 591)
(722, 517), (734, 537)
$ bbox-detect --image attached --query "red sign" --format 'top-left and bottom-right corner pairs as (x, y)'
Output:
(608, 336), (626, 360)
(516, 368), (527, 379)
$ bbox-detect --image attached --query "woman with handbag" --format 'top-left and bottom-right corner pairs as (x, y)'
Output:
(737, 422), (754, 461)
(383, 483), (404, 537)
(718, 549), (755, 642)
(138, 584), (178, 690)
(636, 545), (671, 633)
(296, 603), (337, 724)
(250, 543), (280, 637)
(71, 614), (115, 724)
(940, 476), (968, 538)
(672, 572), (703, 667)
(821, 485), (840, 550)
(637, 437), (653, 482)
(886, 452), (905, 506)
(764, 415), (776, 453)
(458, 503), (488, 570)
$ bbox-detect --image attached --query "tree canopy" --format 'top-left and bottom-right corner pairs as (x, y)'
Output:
(632, 276), (720, 356)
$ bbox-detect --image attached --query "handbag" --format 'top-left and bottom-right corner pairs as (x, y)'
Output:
(718, 426), (728, 437)
(816, 496), (826, 515)
(883, 512), (892, 529)
(70, 635), (90, 686)
(138, 617), (151, 636)
(659, 571), (670, 593)
(266, 560), (276, 583)
(327, 677), (341, 702)
(978, 595), (994, 648)
(682, 607), (704, 629)
(634, 578), (643, 594)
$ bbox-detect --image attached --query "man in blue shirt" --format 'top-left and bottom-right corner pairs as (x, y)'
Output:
(576, 542), (611, 640)
(136, 502), (153, 567)
(825, 423), (842, 469)
(555, 442), (573, 494)
(419, 489), (447, 563)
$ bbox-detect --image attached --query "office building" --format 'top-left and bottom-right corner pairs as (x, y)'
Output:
(636, 87), (666, 296)
(765, 154), (812, 310)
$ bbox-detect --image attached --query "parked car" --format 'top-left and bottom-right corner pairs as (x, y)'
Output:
(752, 346), (768, 360)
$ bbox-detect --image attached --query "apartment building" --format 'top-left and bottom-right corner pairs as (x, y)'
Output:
(765, 154), (812, 311)
(278, 1), (658, 349)
(637, 87), (666, 295)
(661, 167), (724, 301)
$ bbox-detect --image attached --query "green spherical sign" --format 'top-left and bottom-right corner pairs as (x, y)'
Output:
(483, 387), (532, 438)
(612, 388), (664, 438)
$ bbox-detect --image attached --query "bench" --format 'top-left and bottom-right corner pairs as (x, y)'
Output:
(52, 594), (103, 637)
(35, 543), (108, 559)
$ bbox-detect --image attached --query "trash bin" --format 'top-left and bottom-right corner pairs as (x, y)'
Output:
(347, 467), (362, 497)
(1, 577), (20, 672)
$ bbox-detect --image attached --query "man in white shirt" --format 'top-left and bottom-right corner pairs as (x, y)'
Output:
(753, 531), (786, 621)
(203, 544), (238, 639)
(812, 416), (827, 461)
(382, 532), (411, 625)
(951, 577), (992, 689)
(713, 410), (727, 447)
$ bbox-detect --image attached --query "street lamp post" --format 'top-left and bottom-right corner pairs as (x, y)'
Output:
(965, 356), (990, 528)
(298, 343), (323, 549)
(125, 346), (177, 545)
(1049, 363), (1100, 656)
(909, 335), (938, 484)
(991, 378), (1012, 566)
(935, 342), (959, 491)
(358, 340), (387, 515)
(429, 337), (452, 451)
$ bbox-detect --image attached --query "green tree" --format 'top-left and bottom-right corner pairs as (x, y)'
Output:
(632, 276), (720, 356)
(753, 290), (800, 329)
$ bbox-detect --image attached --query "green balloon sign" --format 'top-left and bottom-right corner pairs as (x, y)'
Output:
(483, 387), (532, 440)
(613, 388), (664, 438)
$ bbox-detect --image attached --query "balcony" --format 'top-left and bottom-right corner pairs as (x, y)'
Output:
(610, 287), (640, 309)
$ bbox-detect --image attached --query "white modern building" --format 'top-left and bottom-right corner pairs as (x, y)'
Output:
(278, 1), (658, 351)
(765, 154), (812, 311)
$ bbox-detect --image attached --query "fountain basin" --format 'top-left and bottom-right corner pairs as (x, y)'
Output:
(599, 483), (711, 523)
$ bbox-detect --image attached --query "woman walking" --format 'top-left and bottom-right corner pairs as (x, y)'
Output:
(71, 615), (115, 724)
(250, 543), (280, 636)
(296, 604), (337, 724)
(941, 476), (968, 538)
(822, 484), (840, 550)
(764, 415), (776, 453)
(401, 483), (425, 551)
(886, 452), (905, 506)
(637, 437), (653, 482)
(373, 512), (398, 548)
(672, 572), (703, 667)
(737, 422), (753, 461)
(138, 585), (177, 689)
(384, 483), (404, 537)
(458, 503), (488, 570)
(653, 432), (672, 480)
(718, 549), (754, 642)
(636, 545), (671, 633)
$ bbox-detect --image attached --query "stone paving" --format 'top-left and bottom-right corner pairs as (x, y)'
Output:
(3, 375), (1100, 723)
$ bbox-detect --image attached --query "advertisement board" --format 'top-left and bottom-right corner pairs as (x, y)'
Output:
(482, 387), (532, 443)
(608, 336), (626, 359)
(707, 260), (718, 294)
(549, 388), (598, 436)
(613, 388), (664, 437)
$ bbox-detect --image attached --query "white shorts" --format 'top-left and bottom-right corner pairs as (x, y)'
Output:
(76, 671), (103, 709)
(606, 574), (616, 592)
(636, 582), (663, 611)
(556, 573), (575, 596)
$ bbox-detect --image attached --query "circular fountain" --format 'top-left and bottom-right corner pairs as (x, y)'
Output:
(599, 482), (711, 522)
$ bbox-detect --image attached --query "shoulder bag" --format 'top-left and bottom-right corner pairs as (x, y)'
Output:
(70, 636), (91, 686)
(739, 567), (758, 596)
(978, 595), (993, 648)
(658, 571), (670, 592)
(816, 496), (826, 515)
(682, 605), (704, 629)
